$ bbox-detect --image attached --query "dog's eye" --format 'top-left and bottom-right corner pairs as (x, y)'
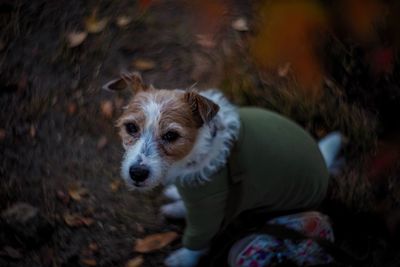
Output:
(125, 123), (138, 135)
(162, 131), (180, 143)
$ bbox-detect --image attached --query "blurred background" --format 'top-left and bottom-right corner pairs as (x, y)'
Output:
(1, 0), (400, 266)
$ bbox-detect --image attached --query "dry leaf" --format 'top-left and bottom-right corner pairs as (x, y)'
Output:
(97, 136), (108, 150)
(134, 231), (178, 253)
(64, 213), (94, 227)
(0, 129), (6, 141)
(88, 242), (99, 252)
(278, 62), (291, 77)
(232, 17), (249, 31)
(56, 190), (70, 205)
(132, 59), (156, 71)
(100, 100), (113, 118)
(30, 125), (36, 138)
(116, 16), (132, 27)
(125, 256), (144, 267)
(68, 183), (88, 201)
(67, 32), (88, 47)
(110, 179), (122, 192)
(85, 11), (108, 33)
(67, 102), (77, 115)
(195, 34), (216, 48)
(135, 222), (145, 233)
(81, 258), (97, 266)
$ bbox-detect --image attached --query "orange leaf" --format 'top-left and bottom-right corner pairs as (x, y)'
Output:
(67, 32), (87, 48)
(125, 256), (144, 267)
(131, 59), (156, 71)
(68, 183), (88, 201)
(85, 10), (108, 33)
(116, 16), (132, 28)
(100, 100), (114, 119)
(110, 179), (122, 192)
(81, 258), (97, 266)
(134, 232), (178, 253)
(64, 213), (94, 227)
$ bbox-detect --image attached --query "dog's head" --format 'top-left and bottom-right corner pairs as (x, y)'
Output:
(104, 72), (219, 191)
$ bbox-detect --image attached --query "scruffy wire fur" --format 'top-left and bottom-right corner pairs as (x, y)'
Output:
(107, 72), (240, 191)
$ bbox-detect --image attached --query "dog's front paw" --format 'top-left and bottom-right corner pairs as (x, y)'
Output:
(164, 247), (207, 267)
(163, 185), (181, 201)
(161, 200), (186, 219)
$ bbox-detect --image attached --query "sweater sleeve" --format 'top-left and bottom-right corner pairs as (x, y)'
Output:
(181, 191), (228, 250)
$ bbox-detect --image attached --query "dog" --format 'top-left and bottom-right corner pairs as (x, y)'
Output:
(104, 72), (342, 267)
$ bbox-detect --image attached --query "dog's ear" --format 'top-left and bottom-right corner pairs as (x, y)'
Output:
(102, 72), (150, 93)
(185, 91), (220, 126)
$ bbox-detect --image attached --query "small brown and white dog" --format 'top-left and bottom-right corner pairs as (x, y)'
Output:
(104, 72), (342, 267)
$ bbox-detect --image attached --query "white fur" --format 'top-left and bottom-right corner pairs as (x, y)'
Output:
(165, 247), (208, 267)
(120, 89), (240, 191)
(161, 200), (186, 219)
(163, 185), (182, 201)
(120, 98), (166, 191)
(318, 131), (342, 169)
(165, 89), (240, 186)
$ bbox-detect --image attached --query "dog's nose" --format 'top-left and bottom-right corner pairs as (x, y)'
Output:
(129, 165), (150, 183)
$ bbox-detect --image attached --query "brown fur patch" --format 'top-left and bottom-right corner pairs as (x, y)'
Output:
(117, 89), (207, 162)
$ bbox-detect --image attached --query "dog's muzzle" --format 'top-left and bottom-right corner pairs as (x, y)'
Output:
(129, 165), (150, 185)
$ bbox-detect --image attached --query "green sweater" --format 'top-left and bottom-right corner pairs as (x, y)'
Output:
(175, 107), (329, 250)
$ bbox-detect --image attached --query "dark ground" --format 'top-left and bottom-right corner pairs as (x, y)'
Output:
(1, 0), (400, 266)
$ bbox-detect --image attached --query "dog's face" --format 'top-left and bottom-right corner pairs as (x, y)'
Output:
(106, 73), (219, 190)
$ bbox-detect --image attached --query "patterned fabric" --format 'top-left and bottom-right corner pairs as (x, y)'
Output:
(230, 211), (334, 267)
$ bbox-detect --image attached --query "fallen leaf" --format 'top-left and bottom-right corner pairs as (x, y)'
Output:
(187, 0), (228, 47)
(100, 100), (114, 118)
(67, 32), (88, 47)
(134, 231), (178, 253)
(125, 256), (144, 267)
(110, 179), (122, 192)
(88, 242), (99, 252)
(67, 102), (77, 115)
(277, 62), (291, 77)
(68, 183), (88, 201)
(116, 15), (132, 27)
(132, 59), (156, 71)
(196, 34), (216, 48)
(30, 125), (36, 138)
(81, 258), (97, 266)
(64, 213), (94, 227)
(0, 129), (6, 141)
(232, 17), (249, 31)
(85, 11), (108, 33)
(97, 136), (108, 150)
(81, 217), (95, 226)
(56, 190), (70, 205)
